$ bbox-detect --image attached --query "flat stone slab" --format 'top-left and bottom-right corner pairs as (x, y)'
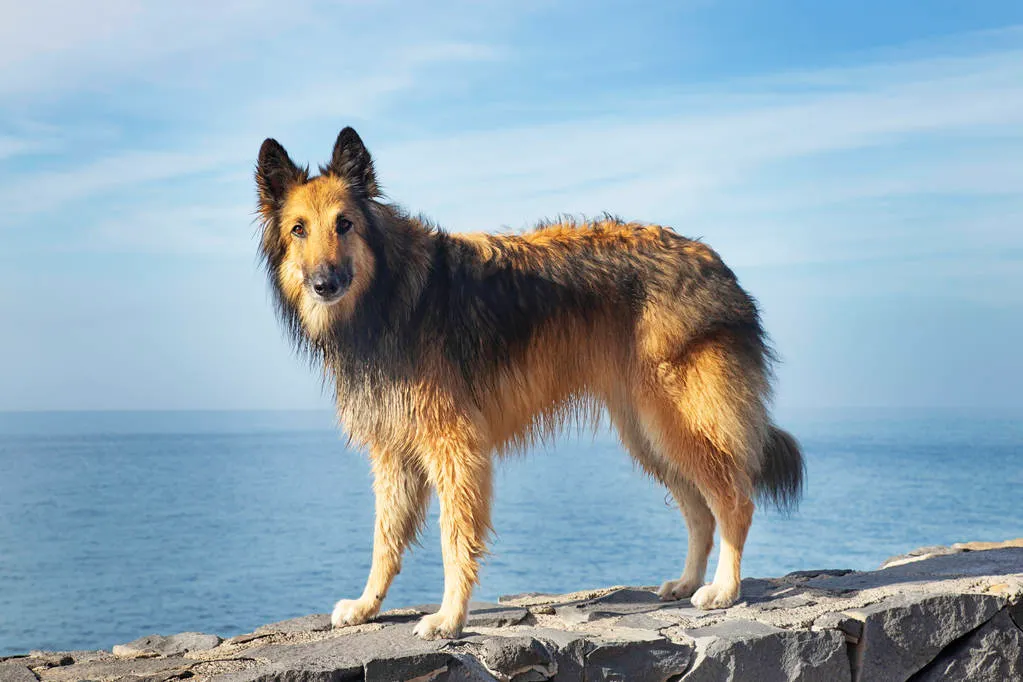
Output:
(255, 613), (331, 635)
(0, 662), (41, 682)
(15, 542), (1023, 682)
(112, 631), (223, 658)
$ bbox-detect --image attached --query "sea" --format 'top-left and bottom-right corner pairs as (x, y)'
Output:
(0, 408), (1020, 656)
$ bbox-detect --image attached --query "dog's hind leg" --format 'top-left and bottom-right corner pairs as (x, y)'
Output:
(656, 478), (716, 600)
(607, 399), (716, 601)
(636, 340), (766, 610)
(331, 445), (430, 628)
(643, 405), (755, 609)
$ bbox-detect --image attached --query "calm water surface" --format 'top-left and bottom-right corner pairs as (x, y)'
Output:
(0, 408), (1020, 655)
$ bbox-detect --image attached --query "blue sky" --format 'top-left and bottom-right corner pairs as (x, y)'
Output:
(1, 0), (1021, 411)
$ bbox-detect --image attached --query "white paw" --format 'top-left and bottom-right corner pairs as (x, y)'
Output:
(690, 583), (739, 610)
(331, 598), (378, 628)
(657, 577), (703, 601)
(412, 611), (464, 640)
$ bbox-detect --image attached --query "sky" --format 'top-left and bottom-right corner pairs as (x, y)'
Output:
(0, 0), (1021, 412)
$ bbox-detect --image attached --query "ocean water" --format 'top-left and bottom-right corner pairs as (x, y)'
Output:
(0, 408), (1020, 656)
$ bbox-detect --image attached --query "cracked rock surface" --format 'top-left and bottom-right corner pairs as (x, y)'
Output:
(3, 541), (1021, 681)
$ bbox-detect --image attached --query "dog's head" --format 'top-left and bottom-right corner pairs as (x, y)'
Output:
(256, 127), (380, 340)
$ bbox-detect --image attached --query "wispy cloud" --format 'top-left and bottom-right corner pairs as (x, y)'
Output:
(0, 1), (310, 98)
(373, 45), (1023, 230)
(3, 12), (1022, 272)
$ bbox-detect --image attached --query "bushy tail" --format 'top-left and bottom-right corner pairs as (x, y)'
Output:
(754, 426), (805, 513)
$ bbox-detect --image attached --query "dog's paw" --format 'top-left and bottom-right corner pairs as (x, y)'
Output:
(412, 612), (464, 640)
(657, 577), (702, 601)
(331, 598), (378, 628)
(690, 582), (739, 610)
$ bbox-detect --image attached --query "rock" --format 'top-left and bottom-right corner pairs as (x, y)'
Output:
(36, 656), (196, 682)
(0, 652), (76, 670)
(952, 538), (1023, 551)
(845, 593), (1004, 681)
(364, 650), (453, 682)
(911, 608), (1023, 682)
(880, 546), (959, 569)
(582, 636), (692, 682)
(1012, 601), (1023, 630)
(11, 542), (1023, 682)
(784, 569), (855, 580)
(553, 587), (671, 626)
(254, 613), (331, 634)
(382, 602), (529, 628)
(215, 622), (453, 682)
(0, 662), (39, 682)
(477, 636), (556, 681)
(681, 619), (850, 682)
(466, 603), (530, 628)
(812, 547), (1023, 592)
(111, 631), (222, 658)
(613, 612), (675, 631)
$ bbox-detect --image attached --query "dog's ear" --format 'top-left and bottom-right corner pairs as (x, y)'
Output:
(256, 139), (302, 213)
(327, 127), (379, 197)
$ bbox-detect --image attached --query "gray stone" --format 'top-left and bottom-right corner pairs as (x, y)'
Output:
(254, 613), (331, 635)
(498, 592), (559, 604)
(364, 650), (453, 682)
(1010, 601), (1023, 631)
(466, 603), (530, 628)
(614, 612), (674, 631)
(910, 608), (1023, 682)
(37, 656), (196, 682)
(225, 632), (272, 645)
(389, 602), (529, 629)
(217, 622), (454, 682)
(812, 612), (862, 643)
(784, 569), (855, 581)
(582, 637), (692, 682)
(112, 631), (222, 658)
(806, 548), (1023, 592)
(477, 636), (555, 681)
(0, 662), (39, 682)
(880, 546), (960, 568)
(682, 620), (850, 682)
(553, 588), (667, 625)
(847, 592), (1005, 682)
(4, 652), (75, 670)
(442, 656), (505, 681)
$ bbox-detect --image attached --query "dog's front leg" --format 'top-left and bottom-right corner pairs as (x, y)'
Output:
(331, 446), (429, 628)
(413, 431), (492, 640)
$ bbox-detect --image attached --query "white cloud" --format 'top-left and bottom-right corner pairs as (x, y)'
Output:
(0, 0), (309, 97)
(371, 46), (1023, 232)
(3, 14), (1022, 284)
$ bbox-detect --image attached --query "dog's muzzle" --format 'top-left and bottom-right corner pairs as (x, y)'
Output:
(308, 263), (353, 303)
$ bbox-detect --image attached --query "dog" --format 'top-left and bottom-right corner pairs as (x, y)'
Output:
(254, 127), (804, 640)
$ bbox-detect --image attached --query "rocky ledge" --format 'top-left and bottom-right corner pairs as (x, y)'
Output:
(3, 541), (1022, 682)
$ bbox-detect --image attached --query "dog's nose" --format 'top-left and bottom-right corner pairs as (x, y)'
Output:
(310, 269), (341, 298)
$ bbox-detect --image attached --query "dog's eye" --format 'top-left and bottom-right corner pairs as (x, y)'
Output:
(336, 215), (353, 234)
(291, 223), (306, 238)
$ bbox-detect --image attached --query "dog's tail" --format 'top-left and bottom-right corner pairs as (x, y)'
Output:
(754, 425), (805, 513)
